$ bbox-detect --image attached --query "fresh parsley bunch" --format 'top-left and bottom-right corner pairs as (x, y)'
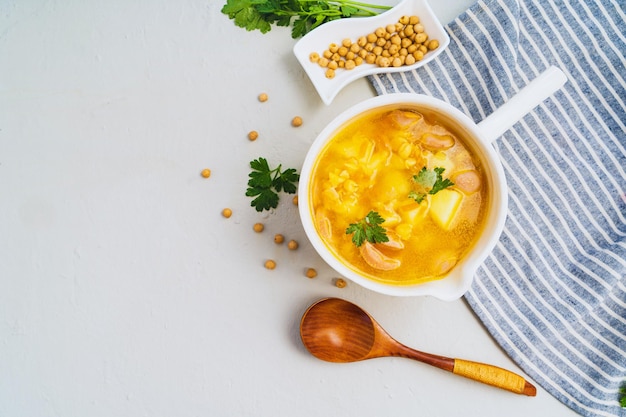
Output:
(221, 0), (391, 39)
(246, 157), (299, 212)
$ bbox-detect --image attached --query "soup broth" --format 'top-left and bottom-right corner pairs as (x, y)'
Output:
(310, 106), (488, 285)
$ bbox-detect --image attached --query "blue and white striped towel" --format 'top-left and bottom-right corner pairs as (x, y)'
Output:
(370, 1), (626, 416)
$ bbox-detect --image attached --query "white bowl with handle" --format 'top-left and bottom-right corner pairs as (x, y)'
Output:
(298, 67), (567, 299)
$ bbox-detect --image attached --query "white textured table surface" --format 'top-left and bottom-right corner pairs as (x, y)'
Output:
(0, 1), (580, 416)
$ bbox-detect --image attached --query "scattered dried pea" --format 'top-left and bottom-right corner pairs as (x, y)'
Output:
(292, 195), (298, 206)
(274, 234), (284, 244)
(200, 168), (211, 178)
(258, 93), (268, 102)
(305, 268), (317, 279)
(264, 259), (276, 270)
(253, 223), (264, 233)
(222, 208), (232, 218)
(291, 116), (303, 127)
(334, 278), (347, 288)
(248, 130), (259, 141)
(287, 240), (299, 250)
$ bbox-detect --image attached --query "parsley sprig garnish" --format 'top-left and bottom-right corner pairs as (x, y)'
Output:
(221, 0), (392, 39)
(345, 211), (389, 247)
(408, 166), (454, 203)
(246, 157), (299, 212)
(620, 386), (626, 408)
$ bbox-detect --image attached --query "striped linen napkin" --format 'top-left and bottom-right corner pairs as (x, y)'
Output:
(369, 1), (626, 416)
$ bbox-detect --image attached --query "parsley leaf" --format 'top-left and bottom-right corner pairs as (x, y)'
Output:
(222, 0), (272, 34)
(408, 190), (427, 204)
(409, 166), (454, 203)
(221, 0), (391, 39)
(246, 157), (299, 212)
(620, 386), (626, 408)
(431, 167), (455, 194)
(345, 211), (389, 247)
(413, 166), (438, 188)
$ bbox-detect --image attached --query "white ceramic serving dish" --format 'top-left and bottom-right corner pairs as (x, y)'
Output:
(293, 0), (449, 105)
(298, 67), (567, 299)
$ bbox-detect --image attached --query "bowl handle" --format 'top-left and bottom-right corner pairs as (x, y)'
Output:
(477, 66), (567, 144)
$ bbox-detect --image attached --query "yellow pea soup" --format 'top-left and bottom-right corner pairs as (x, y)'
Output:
(309, 106), (488, 286)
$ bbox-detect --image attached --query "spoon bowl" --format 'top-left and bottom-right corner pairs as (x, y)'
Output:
(300, 298), (537, 396)
(300, 297), (377, 362)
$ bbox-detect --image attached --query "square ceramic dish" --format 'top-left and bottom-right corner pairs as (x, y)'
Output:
(293, 0), (449, 105)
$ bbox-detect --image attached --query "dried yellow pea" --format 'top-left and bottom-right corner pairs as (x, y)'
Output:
(292, 116), (303, 127)
(335, 278), (347, 288)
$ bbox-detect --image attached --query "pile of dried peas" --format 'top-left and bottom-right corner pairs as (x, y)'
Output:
(309, 15), (439, 79)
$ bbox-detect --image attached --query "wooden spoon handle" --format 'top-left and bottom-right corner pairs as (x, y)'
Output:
(452, 358), (537, 396)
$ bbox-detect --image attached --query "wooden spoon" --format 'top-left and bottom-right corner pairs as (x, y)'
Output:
(300, 297), (536, 396)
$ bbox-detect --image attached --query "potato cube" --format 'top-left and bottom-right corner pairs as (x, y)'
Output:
(430, 189), (463, 230)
